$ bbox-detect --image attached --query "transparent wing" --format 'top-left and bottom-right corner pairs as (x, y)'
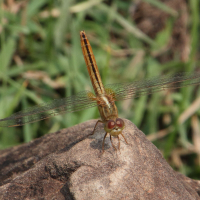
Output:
(105, 72), (200, 101)
(0, 90), (97, 127)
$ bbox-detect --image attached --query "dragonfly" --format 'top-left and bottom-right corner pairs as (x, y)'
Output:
(0, 31), (200, 152)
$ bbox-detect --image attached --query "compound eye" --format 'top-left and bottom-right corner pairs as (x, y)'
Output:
(107, 120), (116, 129)
(116, 118), (124, 128)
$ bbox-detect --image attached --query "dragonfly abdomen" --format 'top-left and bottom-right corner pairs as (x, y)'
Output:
(80, 31), (105, 96)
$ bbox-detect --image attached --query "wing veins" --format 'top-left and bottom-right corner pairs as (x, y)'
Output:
(0, 90), (97, 127)
(105, 72), (200, 101)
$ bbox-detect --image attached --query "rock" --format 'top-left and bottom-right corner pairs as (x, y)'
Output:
(0, 119), (200, 200)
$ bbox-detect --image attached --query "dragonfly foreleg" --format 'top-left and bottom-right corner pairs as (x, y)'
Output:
(121, 133), (128, 144)
(117, 135), (120, 150)
(110, 135), (117, 151)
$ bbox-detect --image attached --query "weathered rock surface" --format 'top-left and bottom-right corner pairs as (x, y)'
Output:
(0, 119), (200, 200)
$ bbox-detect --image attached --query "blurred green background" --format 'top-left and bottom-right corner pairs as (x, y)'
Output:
(0, 0), (199, 179)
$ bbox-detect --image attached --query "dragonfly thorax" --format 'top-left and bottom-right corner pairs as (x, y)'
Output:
(97, 94), (118, 122)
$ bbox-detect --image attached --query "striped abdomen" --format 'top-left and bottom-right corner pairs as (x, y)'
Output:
(80, 31), (105, 96)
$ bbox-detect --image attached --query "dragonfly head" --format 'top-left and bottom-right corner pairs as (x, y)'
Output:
(104, 118), (125, 136)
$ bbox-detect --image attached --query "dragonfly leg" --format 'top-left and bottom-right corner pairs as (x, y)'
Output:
(110, 135), (117, 151)
(121, 133), (128, 144)
(90, 120), (103, 135)
(117, 135), (120, 150)
(102, 132), (108, 153)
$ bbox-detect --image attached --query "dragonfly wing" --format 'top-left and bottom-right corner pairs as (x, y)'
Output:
(105, 72), (200, 101)
(0, 90), (97, 127)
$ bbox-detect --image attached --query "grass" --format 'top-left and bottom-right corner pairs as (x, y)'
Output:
(0, 0), (200, 179)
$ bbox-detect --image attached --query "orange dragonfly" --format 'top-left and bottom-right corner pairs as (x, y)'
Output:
(0, 31), (200, 152)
